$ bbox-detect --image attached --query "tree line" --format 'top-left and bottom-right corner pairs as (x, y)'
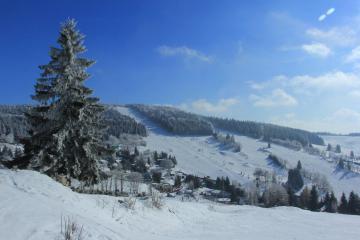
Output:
(207, 117), (324, 146)
(129, 104), (214, 135)
(0, 105), (147, 143)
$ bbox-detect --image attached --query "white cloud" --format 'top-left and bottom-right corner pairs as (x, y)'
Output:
(306, 27), (356, 47)
(318, 8), (335, 22)
(328, 108), (360, 122)
(326, 8), (335, 16)
(349, 90), (360, 97)
(250, 89), (298, 107)
(181, 98), (239, 113)
(318, 14), (327, 22)
(157, 45), (213, 63)
(301, 42), (331, 57)
(290, 71), (360, 90)
(345, 46), (360, 63)
(249, 82), (266, 90)
(269, 108), (360, 133)
(249, 71), (360, 93)
(248, 75), (288, 91)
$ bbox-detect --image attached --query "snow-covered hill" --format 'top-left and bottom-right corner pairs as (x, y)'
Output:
(115, 106), (360, 197)
(1, 169), (359, 240)
(322, 135), (360, 155)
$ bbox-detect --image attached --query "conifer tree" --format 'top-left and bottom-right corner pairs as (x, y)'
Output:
(296, 160), (302, 170)
(350, 150), (355, 159)
(329, 192), (338, 213)
(338, 192), (348, 214)
(20, 19), (110, 184)
(348, 191), (360, 215)
(323, 192), (337, 213)
(326, 143), (332, 151)
(335, 144), (341, 153)
(309, 186), (319, 211)
(323, 192), (331, 212)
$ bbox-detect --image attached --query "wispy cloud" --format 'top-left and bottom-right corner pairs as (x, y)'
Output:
(289, 71), (360, 90)
(248, 71), (360, 98)
(306, 27), (356, 47)
(250, 89), (298, 107)
(318, 7), (335, 22)
(301, 42), (331, 57)
(270, 108), (360, 133)
(349, 90), (360, 98)
(345, 46), (360, 63)
(180, 98), (239, 113)
(157, 45), (213, 63)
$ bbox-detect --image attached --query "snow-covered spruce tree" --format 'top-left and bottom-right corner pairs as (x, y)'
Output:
(23, 19), (110, 184)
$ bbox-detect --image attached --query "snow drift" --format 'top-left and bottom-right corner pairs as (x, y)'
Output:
(0, 169), (359, 240)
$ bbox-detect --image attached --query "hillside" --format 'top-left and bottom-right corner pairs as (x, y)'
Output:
(1, 104), (359, 197)
(127, 104), (324, 146)
(1, 169), (359, 240)
(116, 106), (360, 197)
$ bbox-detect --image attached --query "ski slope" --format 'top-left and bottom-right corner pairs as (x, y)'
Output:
(1, 169), (359, 240)
(115, 106), (360, 197)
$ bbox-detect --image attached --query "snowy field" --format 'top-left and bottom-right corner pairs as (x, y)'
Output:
(116, 106), (360, 197)
(1, 169), (359, 240)
(322, 135), (360, 155)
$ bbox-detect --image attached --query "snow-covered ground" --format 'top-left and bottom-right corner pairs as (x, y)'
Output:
(1, 169), (359, 240)
(322, 135), (360, 156)
(115, 106), (360, 197)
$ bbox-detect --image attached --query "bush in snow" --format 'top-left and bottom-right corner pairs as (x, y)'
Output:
(60, 216), (84, 240)
(268, 154), (287, 169)
(151, 190), (164, 209)
(123, 196), (137, 210)
(212, 132), (241, 152)
(127, 172), (143, 194)
(262, 183), (289, 207)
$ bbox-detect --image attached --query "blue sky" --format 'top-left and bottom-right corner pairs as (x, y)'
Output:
(1, 0), (360, 133)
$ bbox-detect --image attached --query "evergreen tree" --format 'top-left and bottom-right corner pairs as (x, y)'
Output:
(326, 143), (332, 151)
(296, 160), (302, 170)
(338, 159), (345, 169)
(225, 176), (230, 189)
(338, 192), (348, 214)
(287, 168), (303, 191)
(309, 185), (319, 211)
(215, 177), (222, 190)
(19, 19), (111, 184)
(323, 192), (332, 212)
(329, 192), (338, 213)
(153, 151), (158, 161)
(346, 162), (352, 171)
(134, 147), (139, 156)
(350, 150), (355, 159)
(348, 191), (360, 215)
(335, 144), (341, 153)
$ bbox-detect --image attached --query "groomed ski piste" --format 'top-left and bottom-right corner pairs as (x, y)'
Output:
(1, 169), (359, 240)
(115, 106), (360, 197)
